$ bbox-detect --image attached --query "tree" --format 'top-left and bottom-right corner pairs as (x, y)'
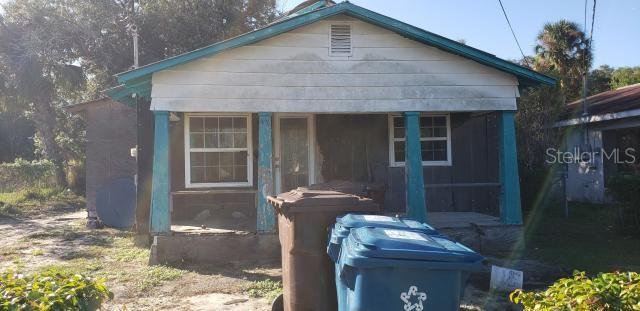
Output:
(611, 66), (640, 89)
(0, 0), (86, 187)
(0, 67), (36, 162)
(0, 0), (279, 187)
(534, 20), (591, 101)
(588, 65), (614, 95)
(67, 0), (279, 96)
(516, 65), (565, 171)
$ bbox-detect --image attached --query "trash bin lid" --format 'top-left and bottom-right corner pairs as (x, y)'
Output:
(336, 214), (439, 235)
(268, 187), (379, 213)
(347, 227), (483, 263)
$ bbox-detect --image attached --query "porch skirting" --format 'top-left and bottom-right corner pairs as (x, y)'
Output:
(149, 231), (280, 265)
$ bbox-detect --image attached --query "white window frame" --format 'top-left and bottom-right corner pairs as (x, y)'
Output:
(388, 113), (452, 167)
(184, 113), (253, 188)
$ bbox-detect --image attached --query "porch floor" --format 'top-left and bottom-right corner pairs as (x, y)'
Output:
(156, 211), (518, 264)
(170, 224), (242, 235)
(170, 212), (505, 235)
(427, 212), (503, 229)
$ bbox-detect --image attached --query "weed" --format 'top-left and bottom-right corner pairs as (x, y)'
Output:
(246, 279), (283, 301)
(136, 266), (186, 291)
(30, 249), (44, 256)
(0, 246), (21, 256)
(0, 187), (84, 217)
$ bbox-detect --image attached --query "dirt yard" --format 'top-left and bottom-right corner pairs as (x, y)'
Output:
(0, 201), (571, 311)
(0, 208), (281, 310)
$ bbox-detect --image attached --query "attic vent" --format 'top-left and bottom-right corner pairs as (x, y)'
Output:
(330, 24), (352, 56)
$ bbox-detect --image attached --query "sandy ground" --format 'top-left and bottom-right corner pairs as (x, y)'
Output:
(0, 210), (277, 310)
(0, 208), (559, 310)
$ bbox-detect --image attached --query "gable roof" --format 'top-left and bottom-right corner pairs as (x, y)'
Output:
(111, 1), (555, 102)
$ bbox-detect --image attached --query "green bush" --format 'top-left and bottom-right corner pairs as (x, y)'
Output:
(607, 173), (640, 235)
(510, 271), (640, 310)
(0, 158), (57, 192)
(0, 270), (113, 310)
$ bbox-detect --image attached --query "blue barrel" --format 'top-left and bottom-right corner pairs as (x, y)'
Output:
(337, 227), (484, 311)
(327, 214), (440, 309)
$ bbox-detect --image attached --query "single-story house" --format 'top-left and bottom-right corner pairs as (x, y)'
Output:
(101, 1), (553, 262)
(555, 83), (640, 203)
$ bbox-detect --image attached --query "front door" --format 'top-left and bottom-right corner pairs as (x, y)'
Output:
(275, 114), (315, 194)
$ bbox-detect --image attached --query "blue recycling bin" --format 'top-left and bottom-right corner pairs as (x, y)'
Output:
(328, 214), (439, 262)
(327, 214), (440, 309)
(337, 227), (484, 311)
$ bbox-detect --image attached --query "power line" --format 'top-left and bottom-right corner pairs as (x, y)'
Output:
(496, 0), (528, 66)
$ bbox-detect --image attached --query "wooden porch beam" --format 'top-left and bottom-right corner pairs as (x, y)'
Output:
(404, 112), (428, 222)
(257, 112), (276, 232)
(498, 111), (523, 225)
(150, 111), (171, 234)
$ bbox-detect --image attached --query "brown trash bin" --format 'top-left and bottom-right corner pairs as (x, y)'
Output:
(307, 180), (387, 207)
(268, 187), (379, 311)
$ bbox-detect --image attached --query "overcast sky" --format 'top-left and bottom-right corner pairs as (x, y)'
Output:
(279, 0), (640, 68)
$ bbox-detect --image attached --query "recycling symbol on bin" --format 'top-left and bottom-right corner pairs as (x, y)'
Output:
(400, 286), (427, 311)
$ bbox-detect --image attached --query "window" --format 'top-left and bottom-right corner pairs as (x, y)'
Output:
(389, 114), (451, 166)
(330, 24), (352, 56)
(185, 114), (252, 187)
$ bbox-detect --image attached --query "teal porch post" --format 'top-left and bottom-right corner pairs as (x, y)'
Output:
(257, 112), (276, 232)
(404, 112), (427, 222)
(498, 111), (523, 224)
(150, 111), (171, 234)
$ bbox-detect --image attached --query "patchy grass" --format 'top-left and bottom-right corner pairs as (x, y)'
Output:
(112, 237), (149, 263)
(246, 279), (283, 301)
(17, 229), (185, 296)
(136, 266), (186, 291)
(0, 187), (84, 217)
(38, 258), (105, 276)
(1, 209), (279, 309)
(523, 202), (640, 273)
(0, 246), (22, 256)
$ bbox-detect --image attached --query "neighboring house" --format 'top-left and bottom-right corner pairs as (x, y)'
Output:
(102, 1), (553, 261)
(555, 83), (640, 203)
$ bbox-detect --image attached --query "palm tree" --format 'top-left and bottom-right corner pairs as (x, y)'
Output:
(534, 20), (592, 101)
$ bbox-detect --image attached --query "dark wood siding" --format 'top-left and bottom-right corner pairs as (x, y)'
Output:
(82, 100), (137, 219)
(167, 113), (259, 231)
(316, 113), (500, 215)
(146, 111), (502, 231)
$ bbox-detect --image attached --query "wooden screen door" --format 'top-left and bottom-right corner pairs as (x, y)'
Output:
(274, 114), (315, 194)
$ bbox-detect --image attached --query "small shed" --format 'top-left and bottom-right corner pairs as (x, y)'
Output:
(67, 98), (138, 227)
(555, 83), (640, 203)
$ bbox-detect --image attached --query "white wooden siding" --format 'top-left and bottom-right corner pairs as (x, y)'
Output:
(151, 15), (519, 112)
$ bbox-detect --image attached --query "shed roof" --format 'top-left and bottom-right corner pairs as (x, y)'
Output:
(564, 83), (640, 117)
(65, 98), (112, 113)
(555, 84), (640, 127)
(109, 1), (555, 103)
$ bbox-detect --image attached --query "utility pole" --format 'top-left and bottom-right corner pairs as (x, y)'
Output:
(128, 0), (139, 69)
